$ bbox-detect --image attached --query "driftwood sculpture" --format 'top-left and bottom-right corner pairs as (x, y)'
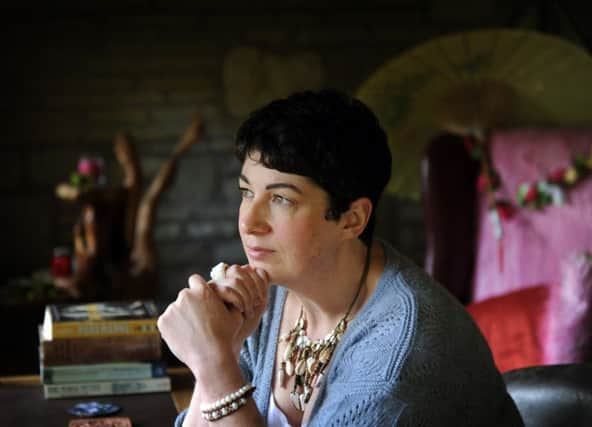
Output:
(54, 117), (203, 300)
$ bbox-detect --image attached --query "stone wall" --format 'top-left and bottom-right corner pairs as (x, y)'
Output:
(2, 1), (569, 303)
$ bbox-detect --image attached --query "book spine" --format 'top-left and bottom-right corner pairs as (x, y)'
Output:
(41, 361), (167, 384)
(40, 334), (162, 366)
(52, 318), (158, 339)
(43, 377), (171, 399)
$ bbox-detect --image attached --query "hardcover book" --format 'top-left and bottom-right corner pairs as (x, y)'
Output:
(43, 300), (159, 340)
(41, 361), (167, 384)
(43, 376), (171, 399)
(38, 326), (162, 366)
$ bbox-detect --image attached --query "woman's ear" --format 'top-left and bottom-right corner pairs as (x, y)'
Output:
(341, 197), (373, 240)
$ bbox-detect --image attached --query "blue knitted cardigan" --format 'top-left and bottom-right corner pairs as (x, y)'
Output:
(175, 242), (523, 426)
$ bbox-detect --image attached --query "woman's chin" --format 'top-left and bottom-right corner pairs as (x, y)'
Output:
(246, 260), (273, 278)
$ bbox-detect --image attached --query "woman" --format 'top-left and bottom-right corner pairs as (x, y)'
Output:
(158, 90), (523, 426)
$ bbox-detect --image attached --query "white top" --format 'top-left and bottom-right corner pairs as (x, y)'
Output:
(267, 393), (307, 427)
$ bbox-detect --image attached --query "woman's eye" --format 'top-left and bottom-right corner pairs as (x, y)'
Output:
(239, 188), (254, 199)
(271, 194), (293, 206)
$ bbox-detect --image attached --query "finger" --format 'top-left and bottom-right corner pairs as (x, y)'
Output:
(240, 266), (266, 304)
(245, 266), (270, 307)
(227, 277), (256, 315)
(188, 274), (208, 290)
(238, 266), (267, 312)
(225, 265), (258, 303)
(210, 283), (246, 314)
(255, 267), (270, 293)
(224, 299), (246, 328)
(254, 267), (269, 282)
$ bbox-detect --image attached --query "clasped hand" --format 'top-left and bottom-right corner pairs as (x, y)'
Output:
(157, 264), (269, 376)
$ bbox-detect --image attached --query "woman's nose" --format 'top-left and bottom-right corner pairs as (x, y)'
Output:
(239, 202), (271, 235)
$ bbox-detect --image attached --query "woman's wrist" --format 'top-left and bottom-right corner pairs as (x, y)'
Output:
(193, 354), (248, 403)
(185, 340), (236, 375)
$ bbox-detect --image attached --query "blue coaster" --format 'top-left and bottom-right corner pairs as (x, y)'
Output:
(68, 401), (121, 417)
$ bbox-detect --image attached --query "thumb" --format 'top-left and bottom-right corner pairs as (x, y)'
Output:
(255, 268), (271, 300)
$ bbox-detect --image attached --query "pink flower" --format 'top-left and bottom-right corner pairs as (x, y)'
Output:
(77, 157), (103, 180)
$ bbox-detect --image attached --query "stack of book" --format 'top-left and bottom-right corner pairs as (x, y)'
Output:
(39, 300), (171, 399)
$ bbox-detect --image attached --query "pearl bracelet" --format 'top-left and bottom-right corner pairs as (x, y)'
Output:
(200, 383), (255, 421)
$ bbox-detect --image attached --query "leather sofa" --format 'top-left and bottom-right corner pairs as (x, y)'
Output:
(503, 364), (592, 427)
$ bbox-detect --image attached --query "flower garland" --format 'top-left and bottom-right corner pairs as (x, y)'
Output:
(463, 136), (515, 241)
(463, 136), (592, 271)
(516, 153), (592, 209)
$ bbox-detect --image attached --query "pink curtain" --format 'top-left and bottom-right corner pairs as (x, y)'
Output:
(472, 129), (592, 302)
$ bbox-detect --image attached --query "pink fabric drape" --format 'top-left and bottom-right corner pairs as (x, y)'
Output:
(544, 251), (592, 363)
(472, 129), (592, 302)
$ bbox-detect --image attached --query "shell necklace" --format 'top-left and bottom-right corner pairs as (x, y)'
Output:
(278, 247), (371, 411)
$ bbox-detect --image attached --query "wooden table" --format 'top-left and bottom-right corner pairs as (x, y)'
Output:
(0, 367), (194, 426)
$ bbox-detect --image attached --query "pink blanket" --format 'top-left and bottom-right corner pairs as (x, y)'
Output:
(472, 129), (592, 302)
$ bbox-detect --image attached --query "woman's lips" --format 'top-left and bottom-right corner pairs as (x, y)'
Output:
(245, 246), (274, 260)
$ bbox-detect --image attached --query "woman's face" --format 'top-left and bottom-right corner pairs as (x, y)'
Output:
(238, 153), (343, 284)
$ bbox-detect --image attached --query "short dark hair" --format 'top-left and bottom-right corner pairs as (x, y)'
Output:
(235, 89), (391, 246)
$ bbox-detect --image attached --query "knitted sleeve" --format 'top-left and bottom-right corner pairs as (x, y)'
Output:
(239, 341), (255, 381)
(384, 262), (523, 427)
(308, 250), (522, 427)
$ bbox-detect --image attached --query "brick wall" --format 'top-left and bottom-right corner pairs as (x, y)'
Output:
(1, 1), (557, 303)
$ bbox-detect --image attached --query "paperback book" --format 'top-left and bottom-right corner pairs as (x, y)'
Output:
(43, 376), (171, 399)
(41, 361), (167, 384)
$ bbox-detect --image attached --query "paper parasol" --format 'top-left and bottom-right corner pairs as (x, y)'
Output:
(356, 29), (592, 200)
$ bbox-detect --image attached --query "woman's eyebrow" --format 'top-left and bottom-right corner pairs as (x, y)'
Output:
(266, 183), (303, 194)
(239, 174), (303, 194)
